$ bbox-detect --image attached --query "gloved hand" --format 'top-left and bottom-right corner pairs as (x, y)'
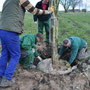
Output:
(66, 63), (71, 68)
(32, 48), (35, 53)
(34, 21), (37, 24)
(48, 6), (55, 13)
(37, 56), (42, 61)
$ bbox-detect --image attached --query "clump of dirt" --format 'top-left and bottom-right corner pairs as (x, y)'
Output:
(37, 42), (52, 59)
(34, 42), (52, 66)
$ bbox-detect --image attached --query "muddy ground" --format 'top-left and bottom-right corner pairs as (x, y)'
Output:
(0, 64), (90, 90)
(0, 42), (90, 90)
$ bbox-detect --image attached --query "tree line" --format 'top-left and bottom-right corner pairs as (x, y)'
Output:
(60, 0), (83, 13)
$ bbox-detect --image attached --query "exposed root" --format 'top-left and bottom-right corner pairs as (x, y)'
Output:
(37, 58), (77, 75)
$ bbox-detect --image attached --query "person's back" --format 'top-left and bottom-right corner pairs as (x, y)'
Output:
(20, 34), (37, 50)
(69, 36), (86, 51)
(0, 0), (25, 34)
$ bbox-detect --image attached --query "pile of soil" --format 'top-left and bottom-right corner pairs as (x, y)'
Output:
(0, 64), (90, 90)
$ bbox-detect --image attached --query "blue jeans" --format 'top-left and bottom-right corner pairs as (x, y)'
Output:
(0, 30), (20, 80)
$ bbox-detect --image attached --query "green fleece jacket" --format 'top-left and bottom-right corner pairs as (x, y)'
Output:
(59, 36), (87, 64)
(20, 34), (39, 57)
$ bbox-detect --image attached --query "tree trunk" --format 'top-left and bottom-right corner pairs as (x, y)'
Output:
(64, 8), (68, 13)
(55, 0), (59, 17)
(72, 7), (75, 12)
(63, 5), (67, 13)
(49, 0), (59, 64)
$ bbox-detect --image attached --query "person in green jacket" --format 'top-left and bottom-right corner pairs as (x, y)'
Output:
(59, 36), (87, 67)
(20, 33), (43, 69)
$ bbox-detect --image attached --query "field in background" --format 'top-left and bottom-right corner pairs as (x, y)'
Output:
(23, 12), (90, 49)
(0, 12), (90, 49)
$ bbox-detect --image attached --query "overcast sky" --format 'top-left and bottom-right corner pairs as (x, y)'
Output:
(0, 0), (90, 11)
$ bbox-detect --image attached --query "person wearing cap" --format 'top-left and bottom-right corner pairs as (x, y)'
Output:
(0, 0), (54, 87)
(33, 0), (52, 43)
(59, 36), (87, 67)
(19, 33), (43, 69)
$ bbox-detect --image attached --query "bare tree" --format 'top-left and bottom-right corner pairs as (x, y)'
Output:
(70, 0), (82, 12)
(60, 0), (71, 13)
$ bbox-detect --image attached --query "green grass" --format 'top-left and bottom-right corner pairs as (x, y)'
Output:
(23, 13), (38, 35)
(58, 12), (90, 49)
(0, 12), (90, 49)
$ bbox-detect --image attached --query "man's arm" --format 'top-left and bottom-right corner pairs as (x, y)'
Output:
(33, 3), (38, 22)
(59, 45), (66, 56)
(33, 15), (37, 23)
(32, 44), (39, 57)
(68, 47), (78, 64)
(32, 43), (36, 49)
(20, 0), (50, 15)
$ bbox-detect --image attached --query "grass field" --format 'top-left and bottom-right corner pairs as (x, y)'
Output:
(23, 12), (90, 49)
(0, 12), (90, 49)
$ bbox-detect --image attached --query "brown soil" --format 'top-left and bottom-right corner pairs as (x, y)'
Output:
(0, 42), (90, 90)
(0, 64), (90, 90)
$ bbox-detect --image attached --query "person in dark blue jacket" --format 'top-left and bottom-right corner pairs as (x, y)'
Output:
(59, 36), (87, 66)
(33, 0), (51, 43)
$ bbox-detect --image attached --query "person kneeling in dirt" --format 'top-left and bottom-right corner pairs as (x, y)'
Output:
(59, 36), (87, 67)
(19, 33), (43, 69)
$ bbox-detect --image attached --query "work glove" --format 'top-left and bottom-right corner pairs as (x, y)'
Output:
(34, 21), (37, 24)
(37, 56), (42, 61)
(48, 6), (55, 13)
(66, 63), (71, 68)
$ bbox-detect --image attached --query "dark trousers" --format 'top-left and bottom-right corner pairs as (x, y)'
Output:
(38, 19), (50, 42)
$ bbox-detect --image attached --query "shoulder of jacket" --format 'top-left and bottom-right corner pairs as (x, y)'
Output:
(37, 1), (42, 5)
